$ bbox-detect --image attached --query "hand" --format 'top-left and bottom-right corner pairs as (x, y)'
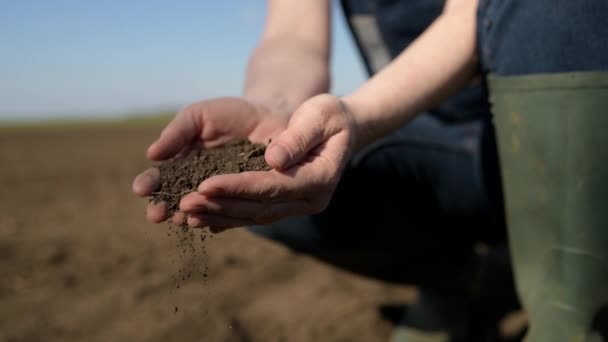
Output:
(178, 94), (358, 232)
(132, 97), (288, 223)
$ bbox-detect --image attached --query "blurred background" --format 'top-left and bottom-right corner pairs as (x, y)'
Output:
(0, 0), (365, 122)
(0, 1), (415, 342)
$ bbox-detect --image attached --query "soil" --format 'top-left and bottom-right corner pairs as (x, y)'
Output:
(0, 125), (415, 342)
(152, 140), (270, 217)
(151, 140), (272, 307)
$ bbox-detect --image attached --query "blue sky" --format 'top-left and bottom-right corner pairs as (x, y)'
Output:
(0, 1), (366, 121)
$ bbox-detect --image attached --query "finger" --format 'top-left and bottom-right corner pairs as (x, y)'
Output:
(173, 144), (194, 159)
(133, 168), (161, 196)
(147, 109), (198, 161)
(265, 95), (345, 170)
(184, 196), (310, 223)
(198, 146), (343, 210)
(179, 192), (208, 213)
(171, 211), (186, 226)
(187, 213), (250, 230)
(146, 201), (169, 223)
(197, 171), (300, 201)
(265, 111), (325, 170)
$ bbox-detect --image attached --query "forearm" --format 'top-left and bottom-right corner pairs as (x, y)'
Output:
(343, 0), (479, 148)
(244, 0), (331, 116)
(244, 38), (330, 116)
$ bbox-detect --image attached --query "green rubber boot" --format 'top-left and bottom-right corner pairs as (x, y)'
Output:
(489, 72), (608, 341)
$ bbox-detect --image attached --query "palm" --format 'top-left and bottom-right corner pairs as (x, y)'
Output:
(191, 97), (287, 149)
(133, 96), (289, 223)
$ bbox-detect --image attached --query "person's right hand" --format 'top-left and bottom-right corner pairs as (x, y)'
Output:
(131, 97), (288, 223)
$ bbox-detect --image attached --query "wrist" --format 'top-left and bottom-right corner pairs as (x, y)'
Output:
(244, 41), (331, 118)
(340, 94), (376, 151)
(243, 93), (295, 118)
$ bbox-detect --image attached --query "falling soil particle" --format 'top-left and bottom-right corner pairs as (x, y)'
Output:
(150, 139), (271, 309)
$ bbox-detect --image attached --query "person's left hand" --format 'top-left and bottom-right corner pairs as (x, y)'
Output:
(178, 94), (358, 232)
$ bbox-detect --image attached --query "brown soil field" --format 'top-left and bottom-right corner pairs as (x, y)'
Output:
(0, 124), (414, 342)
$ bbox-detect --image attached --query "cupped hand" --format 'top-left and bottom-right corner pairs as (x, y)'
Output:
(132, 97), (288, 223)
(178, 94), (359, 232)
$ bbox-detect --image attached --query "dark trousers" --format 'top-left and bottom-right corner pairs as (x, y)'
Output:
(251, 113), (507, 293)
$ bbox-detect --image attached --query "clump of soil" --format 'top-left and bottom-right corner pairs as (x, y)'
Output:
(150, 140), (271, 304)
(151, 139), (271, 218)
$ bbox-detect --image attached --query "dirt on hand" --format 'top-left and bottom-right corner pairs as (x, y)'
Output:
(151, 139), (271, 217)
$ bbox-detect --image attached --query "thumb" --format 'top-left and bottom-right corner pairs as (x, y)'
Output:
(265, 110), (326, 171)
(147, 108), (198, 161)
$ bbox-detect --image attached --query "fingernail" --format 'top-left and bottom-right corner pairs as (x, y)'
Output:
(266, 145), (289, 168)
(146, 141), (159, 158)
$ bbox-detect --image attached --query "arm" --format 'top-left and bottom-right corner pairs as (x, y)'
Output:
(265, 0), (480, 169)
(133, 0), (332, 223)
(344, 0), (479, 148)
(244, 0), (331, 115)
(178, 0), (481, 230)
